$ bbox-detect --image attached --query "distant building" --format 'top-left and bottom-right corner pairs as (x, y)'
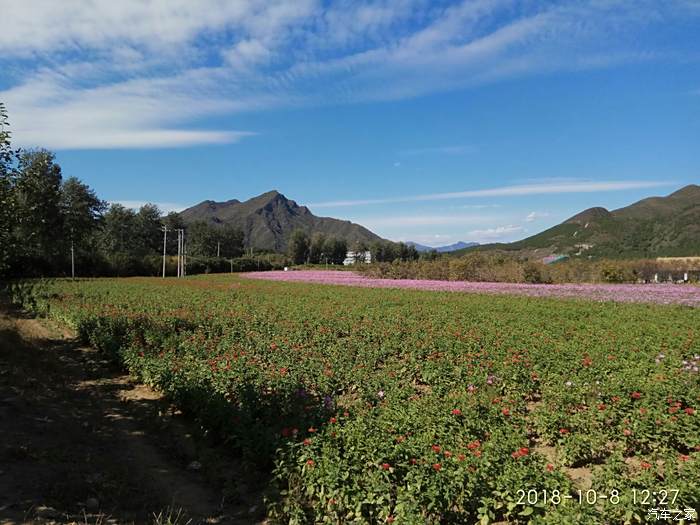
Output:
(541, 254), (568, 265)
(343, 250), (372, 265)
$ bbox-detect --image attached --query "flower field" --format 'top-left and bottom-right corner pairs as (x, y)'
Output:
(245, 270), (700, 307)
(9, 275), (700, 524)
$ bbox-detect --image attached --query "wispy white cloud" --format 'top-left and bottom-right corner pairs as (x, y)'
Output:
(351, 214), (493, 228)
(1, 1), (698, 149)
(525, 211), (550, 222)
(309, 180), (671, 208)
(466, 224), (524, 241)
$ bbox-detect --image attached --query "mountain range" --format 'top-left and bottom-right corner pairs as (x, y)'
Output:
(179, 190), (381, 251)
(406, 241), (480, 253)
(454, 184), (700, 259)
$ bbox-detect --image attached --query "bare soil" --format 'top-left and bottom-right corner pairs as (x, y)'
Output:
(0, 302), (265, 525)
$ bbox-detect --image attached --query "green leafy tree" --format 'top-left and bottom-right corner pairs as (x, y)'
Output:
(218, 224), (244, 258)
(0, 102), (18, 274)
(100, 203), (138, 254)
(12, 149), (64, 272)
(186, 220), (218, 257)
(135, 203), (163, 256)
(309, 232), (327, 264)
(324, 236), (347, 265)
(60, 177), (106, 274)
(163, 211), (185, 253)
(288, 229), (310, 264)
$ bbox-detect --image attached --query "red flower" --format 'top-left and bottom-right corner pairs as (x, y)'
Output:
(343, 411), (349, 417)
(308, 427), (317, 433)
(444, 451), (452, 458)
(669, 406), (679, 414)
(473, 449), (482, 457)
(432, 444), (441, 453)
(511, 447), (529, 459)
(597, 403), (606, 411)
(640, 461), (652, 469)
(386, 517), (395, 524)
(457, 454), (466, 462)
(501, 408), (511, 416)
(329, 417), (337, 423)
(410, 458), (418, 465)
(559, 428), (570, 435)
(631, 392), (642, 400)
(685, 407), (695, 415)
(381, 463), (391, 470)
(679, 454), (690, 462)
(639, 408), (647, 415)
(306, 459), (315, 466)
(546, 463), (554, 472)
(623, 428), (632, 436)
(432, 463), (442, 471)
(467, 440), (481, 450)
(303, 438), (312, 446)
(451, 409), (462, 416)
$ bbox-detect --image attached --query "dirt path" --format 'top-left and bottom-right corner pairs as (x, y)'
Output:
(0, 303), (264, 525)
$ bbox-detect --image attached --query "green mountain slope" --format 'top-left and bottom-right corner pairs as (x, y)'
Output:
(179, 190), (381, 251)
(454, 184), (700, 259)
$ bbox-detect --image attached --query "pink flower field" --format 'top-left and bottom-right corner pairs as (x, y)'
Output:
(244, 270), (700, 306)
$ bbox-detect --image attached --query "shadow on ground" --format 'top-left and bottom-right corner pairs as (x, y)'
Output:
(0, 301), (266, 525)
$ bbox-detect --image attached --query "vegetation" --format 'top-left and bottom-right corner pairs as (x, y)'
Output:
(453, 185), (700, 259)
(0, 104), (261, 278)
(357, 252), (700, 284)
(9, 275), (700, 523)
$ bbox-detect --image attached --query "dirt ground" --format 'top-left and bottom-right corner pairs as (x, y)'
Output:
(0, 302), (265, 525)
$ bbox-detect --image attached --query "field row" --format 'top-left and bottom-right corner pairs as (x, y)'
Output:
(9, 275), (700, 524)
(245, 270), (700, 306)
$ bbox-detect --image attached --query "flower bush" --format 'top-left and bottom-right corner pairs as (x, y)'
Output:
(8, 274), (700, 523)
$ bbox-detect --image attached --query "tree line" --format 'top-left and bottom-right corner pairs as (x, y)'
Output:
(0, 103), (248, 277)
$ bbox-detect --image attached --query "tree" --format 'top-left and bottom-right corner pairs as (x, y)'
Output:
(12, 149), (64, 271)
(352, 240), (369, 263)
(309, 232), (327, 264)
(163, 211), (185, 254)
(324, 236), (347, 265)
(100, 203), (138, 254)
(186, 220), (218, 257)
(218, 224), (244, 258)
(135, 204), (163, 256)
(0, 102), (18, 274)
(288, 229), (310, 264)
(60, 177), (106, 275)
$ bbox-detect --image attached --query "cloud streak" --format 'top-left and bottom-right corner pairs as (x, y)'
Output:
(309, 180), (672, 208)
(1, 1), (698, 149)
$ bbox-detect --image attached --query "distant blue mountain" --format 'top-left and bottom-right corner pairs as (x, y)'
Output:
(406, 241), (479, 253)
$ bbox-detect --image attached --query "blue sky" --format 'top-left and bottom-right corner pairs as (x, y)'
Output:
(1, 1), (699, 246)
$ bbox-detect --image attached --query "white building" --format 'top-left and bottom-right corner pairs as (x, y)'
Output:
(343, 250), (372, 265)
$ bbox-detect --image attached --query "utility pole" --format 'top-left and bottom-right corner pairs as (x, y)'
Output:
(183, 233), (187, 277)
(71, 239), (75, 279)
(217, 241), (220, 258)
(161, 226), (168, 278)
(176, 228), (184, 278)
